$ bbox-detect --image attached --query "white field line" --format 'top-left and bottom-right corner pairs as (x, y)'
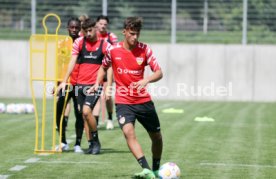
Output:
(0, 175), (10, 179)
(38, 153), (50, 156)
(9, 165), (26, 171)
(200, 162), (276, 169)
(36, 160), (110, 164)
(24, 158), (40, 163)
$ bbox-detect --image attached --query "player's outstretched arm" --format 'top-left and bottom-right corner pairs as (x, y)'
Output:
(105, 67), (113, 100)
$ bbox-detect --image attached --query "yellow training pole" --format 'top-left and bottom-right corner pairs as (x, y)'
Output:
(30, 13), (71, 154)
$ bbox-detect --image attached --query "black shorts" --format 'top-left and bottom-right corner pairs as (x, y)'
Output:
(115, 101), (161, 132)
(76, 84), (103, 112)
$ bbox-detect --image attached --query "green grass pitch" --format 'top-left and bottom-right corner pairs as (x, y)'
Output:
(0, 98), (275, 178)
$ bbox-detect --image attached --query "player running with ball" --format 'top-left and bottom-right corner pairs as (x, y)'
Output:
(89, 17), (163, 179)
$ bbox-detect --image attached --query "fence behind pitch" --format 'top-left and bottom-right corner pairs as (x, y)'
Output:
(0, 0), (276, 44)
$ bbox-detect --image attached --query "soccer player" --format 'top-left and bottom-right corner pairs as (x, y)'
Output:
(58, 18), (111, 155)
(96, 15), (118, 44)
(55, 17), (84, 153)
(90, 17), (163, 178)
(78, 14), (93, 141)
(78, 14), (89, 37)
(93, 15), (118, 130)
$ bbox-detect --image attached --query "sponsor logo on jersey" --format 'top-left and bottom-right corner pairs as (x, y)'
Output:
(136, 57), (143, 65)
(117, 67), (142, 75)
(85, 102), (91, 106)
(84, 52), (97, 59)
(115, 57), (122, 60)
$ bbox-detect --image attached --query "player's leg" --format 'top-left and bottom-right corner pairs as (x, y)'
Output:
(148, 131), (162, 177)
(55, 88), (70, 151)
(105, 95), (114, 130)
(122, 123), (155, 179)
(103, 77), (114, 130)
(83, 85), (103, 154)
(76, 86), (91, 149)
(83, 119), (91, 142)
(116, 104), (155, 179)
(136, 101), (163, 178)
(71, 87), (84, 153)
(92, 99), (101, 126)
(83, 105), (100, 154)
(63, 101), (71, 129)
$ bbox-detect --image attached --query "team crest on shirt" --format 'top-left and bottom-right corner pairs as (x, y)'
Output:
(136, 57), (144, 65)
(119, 116), (126, 124)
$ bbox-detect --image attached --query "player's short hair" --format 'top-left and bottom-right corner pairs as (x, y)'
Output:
(124, 17), (143, 31)
(79, 14), (89, 24)
(97, 15), (109, 24)
(82, 18), (96, 30)
(67, 17), (81, 27)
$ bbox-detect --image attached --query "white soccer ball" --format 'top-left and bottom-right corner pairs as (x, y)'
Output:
(16, 104), (27, 114)
(0, 103), (5, 113)
(6, 103), (16, 113)
(6, 103), (25, 114)
(158, 162), (181, 179)
(25, 104), (34, 113)
(11, 104), (25, 114)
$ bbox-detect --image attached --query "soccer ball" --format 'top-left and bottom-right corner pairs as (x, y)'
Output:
(158, 162), (181, 179)
(24, 104), (34, 113)
(6, 103), (16, 113)
(0, 103), (5, 113)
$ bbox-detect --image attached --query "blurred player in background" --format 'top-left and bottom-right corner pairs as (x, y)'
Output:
(58, 18), (111, 155)
(96, 15), (118, 44)
(56, 17), (84, 153)
(78, 14), (89, 37)
(90, 17), (163, 178)
(93, 15), (118, 130)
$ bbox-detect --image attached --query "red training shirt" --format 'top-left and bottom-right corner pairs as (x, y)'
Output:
(102, 41), (161, 104)
(72, 36), (110, 85)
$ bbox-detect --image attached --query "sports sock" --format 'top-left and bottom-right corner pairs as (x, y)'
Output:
(60, 116), (68, 144)
(91, 131), (99, 141)
(152, 158), (161, 171)
(61, 132), (67, 144)
(75, 115), (83, 146)
(64, 116), (68, 127)
(108, 112), (112, 120)
(75, 138), (81, 146)
(137, 156), (150, 170)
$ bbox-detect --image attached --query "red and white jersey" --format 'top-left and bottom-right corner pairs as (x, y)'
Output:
(72, 36), (110, 85)
(97, 31), (118, 45)
(103, 41), (161, 104)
